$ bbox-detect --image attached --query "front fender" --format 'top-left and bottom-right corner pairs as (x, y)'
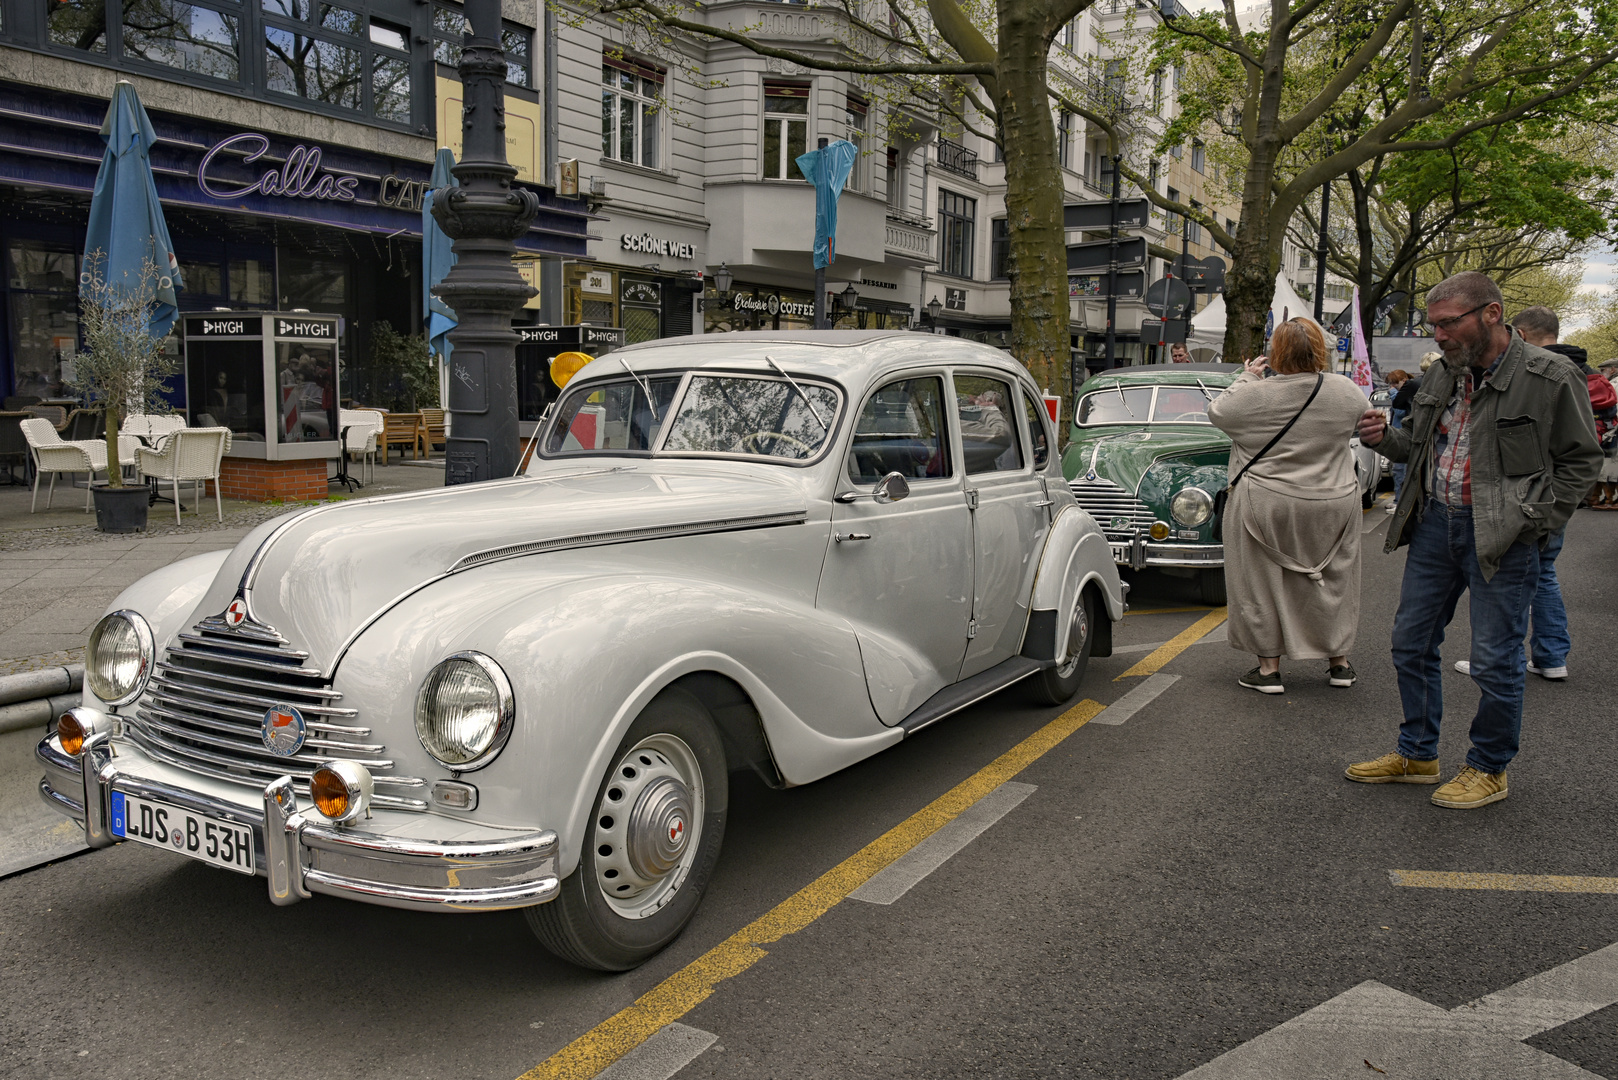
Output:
(336, 553), (898, 881)
(1024, 506), (1125, 662)
(81, 550), (233, 708)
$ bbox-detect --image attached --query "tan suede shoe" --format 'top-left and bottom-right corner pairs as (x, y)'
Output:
(1344, 752), (1441, 784)
(1431, 766), (1508, 809)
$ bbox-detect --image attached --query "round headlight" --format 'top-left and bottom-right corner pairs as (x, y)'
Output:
(86, 610), (154, 706)
(415, 652), (514, 770)
(1170, 486), (1214, 528)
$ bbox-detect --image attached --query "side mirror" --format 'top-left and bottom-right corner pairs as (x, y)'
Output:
(872, 471), (911, 504)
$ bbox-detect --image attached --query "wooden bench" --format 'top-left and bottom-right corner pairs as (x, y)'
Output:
(380, 412), (424, 463)
(419, 407), (447, 454)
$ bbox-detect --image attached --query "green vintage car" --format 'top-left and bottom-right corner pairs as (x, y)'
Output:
(1062, 365), (1236, 605)
(1063, 363), (1382, 606)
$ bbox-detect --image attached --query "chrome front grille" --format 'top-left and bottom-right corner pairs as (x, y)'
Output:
(127, 618), (426, 811)
(1068, 477), (1155, 536)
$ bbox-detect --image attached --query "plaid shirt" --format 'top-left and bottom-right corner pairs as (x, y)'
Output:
(1430, 351), (1506, 507)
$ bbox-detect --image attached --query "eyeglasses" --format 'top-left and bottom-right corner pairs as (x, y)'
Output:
(1424, 303), (1491, 332)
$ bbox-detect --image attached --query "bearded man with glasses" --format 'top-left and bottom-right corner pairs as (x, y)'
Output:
(1346, 271), (1603, 809)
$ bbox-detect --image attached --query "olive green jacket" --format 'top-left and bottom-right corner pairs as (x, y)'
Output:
(1379, 332), (1603, 580)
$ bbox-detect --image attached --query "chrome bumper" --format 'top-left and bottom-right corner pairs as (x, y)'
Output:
(37, 731), (559, 913)
(1108, 536), (1224, 571)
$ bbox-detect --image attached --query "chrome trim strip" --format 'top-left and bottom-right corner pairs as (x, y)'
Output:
(448, 510), (810, 574)
(302, 869), (560, 911)
(133, 707), (387, 758)
(176, 632), (310, 660)
(148, 680), (362, 723)
(161, 649), (327, 677)
(127, 715), (396, 774)
(152, 662), (345, 701)
(38, 775), (83, 818)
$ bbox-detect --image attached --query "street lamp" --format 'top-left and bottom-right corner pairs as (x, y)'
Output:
(840, 282), (859, 311)
(926, 295), (943, 325)
(714, 261), (733, 294)
(431, 0), (538, 485)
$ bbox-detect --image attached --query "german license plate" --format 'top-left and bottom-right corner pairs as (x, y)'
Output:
(111, 792), (255, 875)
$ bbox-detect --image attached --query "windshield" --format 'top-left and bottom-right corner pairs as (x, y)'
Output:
(544, 376), (682, 454)
(543, 372), (842, 461)
(1077, 384), (1215, 425)
(662, 375), (840, 460)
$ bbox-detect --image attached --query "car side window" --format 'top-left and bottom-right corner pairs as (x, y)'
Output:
(954, 374), (1023, 474)
(1021, 389), (1050, 468)
(848, 376), (951, 483)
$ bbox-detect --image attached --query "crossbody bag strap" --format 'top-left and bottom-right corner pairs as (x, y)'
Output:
(1229, 372), (1324, 491)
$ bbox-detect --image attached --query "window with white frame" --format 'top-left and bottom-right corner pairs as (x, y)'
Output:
(938, 189), (976, 278)
(1058, 111), (1074, 170)
(846, 95), (867, 191)
(886, 144), (906, 213)
(763, 81), (809, 180)
(601, 57), (663, 169)
(1191, 139), (1205, 173)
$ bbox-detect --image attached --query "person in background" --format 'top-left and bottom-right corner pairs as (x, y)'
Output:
(1171, 343), (1192, 364)
(1386, 353), (1439, 513)
(1598, 357), (1618, 507)
(1349, 273), (1602, 809)
(1384, 369), (1413, 511)
(1208, 317), (1371, 695)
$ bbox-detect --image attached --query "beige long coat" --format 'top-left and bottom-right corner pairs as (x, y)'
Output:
(1207, 371), (1370, 660)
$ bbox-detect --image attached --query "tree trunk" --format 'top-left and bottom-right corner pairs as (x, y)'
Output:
(1223, 134), (1283, 361)
(103, 403), (122, 489)
(994, 4), (1069, 406)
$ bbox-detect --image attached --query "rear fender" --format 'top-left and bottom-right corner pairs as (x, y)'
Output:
(1022, 507), (1124, 663)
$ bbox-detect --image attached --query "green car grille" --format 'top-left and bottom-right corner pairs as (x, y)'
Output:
(1068, 477), (1156, 536)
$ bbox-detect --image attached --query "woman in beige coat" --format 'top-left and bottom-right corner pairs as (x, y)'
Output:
(1207, 318), (1371, 695)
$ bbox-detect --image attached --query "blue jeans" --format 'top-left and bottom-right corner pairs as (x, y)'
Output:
(1529, 530), (1568, 669)
(1390, 409), (1409, 501)
(1392, 505), (1539, 773)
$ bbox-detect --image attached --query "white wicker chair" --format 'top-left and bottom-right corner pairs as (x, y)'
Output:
(124, 413), (187, 451)
(136, 427), (230, 525)
(19, 417), (138, 512)
(339, 409), (384, 483)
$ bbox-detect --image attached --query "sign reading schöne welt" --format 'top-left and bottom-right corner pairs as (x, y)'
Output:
(620, 233), (696, 260)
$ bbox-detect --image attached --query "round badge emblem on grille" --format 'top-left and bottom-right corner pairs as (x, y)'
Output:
(261, 703), (306, 757)
(1085, 470), (1097, 482)
(224, 598), (248, 628)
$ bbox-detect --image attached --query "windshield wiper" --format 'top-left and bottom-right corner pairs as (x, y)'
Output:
(618, 356), (660, 423)
(1194, 378), (1216, 400)
(1114, 384), (1135, 418)
(765, 355), (827, 431)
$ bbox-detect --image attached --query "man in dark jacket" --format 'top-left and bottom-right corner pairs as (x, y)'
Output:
(1348, 274), (1603, 809)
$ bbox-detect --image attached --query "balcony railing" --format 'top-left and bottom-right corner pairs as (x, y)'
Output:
(885, 215), (936, 263)
(936, 137), (979, 181)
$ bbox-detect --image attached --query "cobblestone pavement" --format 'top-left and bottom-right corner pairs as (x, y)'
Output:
(0, 459), (446, 670)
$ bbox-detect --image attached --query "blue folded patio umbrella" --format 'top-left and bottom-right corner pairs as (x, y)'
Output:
(422, 148), (459, 363)
(84, 80), (182, 338)
(795, 139), (858, 269)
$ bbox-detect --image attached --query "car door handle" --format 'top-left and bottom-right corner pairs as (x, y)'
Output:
(834, 532), (872, 543)
(1031, 500), (1054, 508)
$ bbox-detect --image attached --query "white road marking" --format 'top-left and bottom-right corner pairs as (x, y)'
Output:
(1090, 673), (1179, 725)
(594, 1023), (717, 1080)
(850, 781), (1037, 905)
(1175, 941), (1618, 1078)
(1111, 623), (1228, 655)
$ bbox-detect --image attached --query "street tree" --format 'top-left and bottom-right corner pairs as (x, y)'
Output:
(1097, 0), (1618, 360)
(584, 0), (1101, 400)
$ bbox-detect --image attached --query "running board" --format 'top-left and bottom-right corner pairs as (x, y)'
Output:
(898, 656), (1050, 736)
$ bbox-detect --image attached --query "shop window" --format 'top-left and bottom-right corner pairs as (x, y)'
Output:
(180, 260), (225, 296)
(602, 57), (663, 169)
(763, 81), (808, 180)
(938, 189), (976, 279)
(581, 298), (614, 327)
(230, 258), (275, 305)
(432, 3), (532, 88)
(7, 242), (80, 399)
(121, 0), (241, 80)
(990, 218), (1010, 281)
(621, 306), (660, 345)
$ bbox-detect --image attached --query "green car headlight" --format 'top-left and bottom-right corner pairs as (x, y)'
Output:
(1170, 486), (1214, 528)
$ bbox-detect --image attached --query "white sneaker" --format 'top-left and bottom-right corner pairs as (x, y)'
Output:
(1454, 660), (1471, 675)
(1385, 503), (1397, 514)
(1528, 662), (1568, 680)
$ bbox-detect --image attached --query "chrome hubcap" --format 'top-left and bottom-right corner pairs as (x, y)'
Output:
(1056, 600), (1089, 679)
(591, 734), (704, 919)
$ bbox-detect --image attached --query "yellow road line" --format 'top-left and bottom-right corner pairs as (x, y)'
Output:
(518, 697), (1107, 1080)
(1116, 607), (1227, 680)
(1390, 870), (1618, 894)
(1123, 606), (1214, 616)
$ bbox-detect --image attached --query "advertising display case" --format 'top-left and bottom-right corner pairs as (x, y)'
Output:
(515, 325), (625, 436)
(183, 312), (341, 460)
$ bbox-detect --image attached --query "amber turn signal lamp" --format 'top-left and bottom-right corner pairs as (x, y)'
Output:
(1149, 521), (1171, 541)
(310, 760), (373, 824)
(550, 351), (594, 389)
(57, 711), (88, 756)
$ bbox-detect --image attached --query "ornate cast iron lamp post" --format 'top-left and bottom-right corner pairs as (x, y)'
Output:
(433, 0), (539, 485)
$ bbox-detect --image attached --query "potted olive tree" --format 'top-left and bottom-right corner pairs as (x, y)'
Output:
(73, 255), (180, 532)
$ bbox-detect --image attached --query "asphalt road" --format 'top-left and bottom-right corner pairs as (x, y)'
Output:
(2, 502), (1614, 1079)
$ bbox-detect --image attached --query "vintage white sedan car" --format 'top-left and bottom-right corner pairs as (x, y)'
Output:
(39, 331), (1126, 970)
